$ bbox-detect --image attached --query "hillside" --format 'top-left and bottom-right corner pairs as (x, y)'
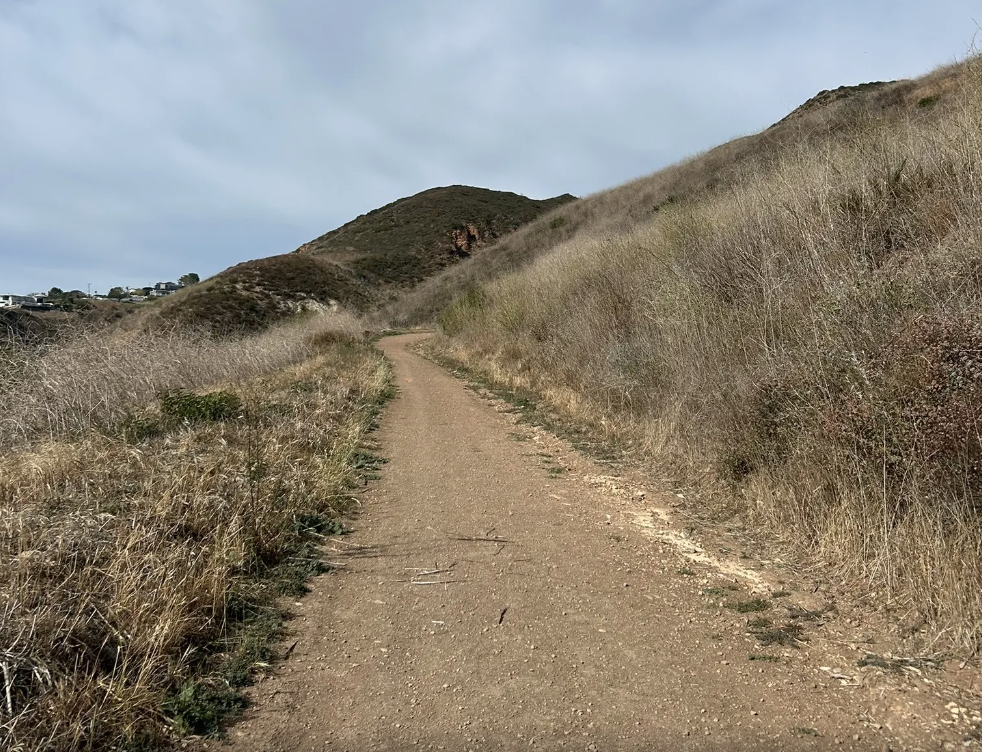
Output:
(1, 309), (56, 344)
(297, 185), (575, 281)
(426, 58), (982, 650)
(1, 303), (137, 344)
(387, 67), (962, 325)
(150, 186), (575, 335)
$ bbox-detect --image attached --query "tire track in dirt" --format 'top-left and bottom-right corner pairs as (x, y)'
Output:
(204, 333), (973, 751)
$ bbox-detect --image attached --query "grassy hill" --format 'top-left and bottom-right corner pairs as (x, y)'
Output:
(148, 255), (370, 335)
(425, 58), (982, 649)
(151, 186), (575, 335)
(297, 185), (575, 282)
(1, 309), (57, 344)
(388, 68), (962, 325)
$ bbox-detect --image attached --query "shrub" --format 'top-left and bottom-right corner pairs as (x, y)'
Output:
(159, 389), (242, 423)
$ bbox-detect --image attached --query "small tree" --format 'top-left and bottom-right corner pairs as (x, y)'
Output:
(48, 287), (64, 297)
(179, 273), (200, 287)
(107, 287), (126, 300)
(58, 291), (92, 311)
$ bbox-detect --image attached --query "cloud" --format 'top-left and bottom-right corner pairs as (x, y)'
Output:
(1, 0), (978, 293)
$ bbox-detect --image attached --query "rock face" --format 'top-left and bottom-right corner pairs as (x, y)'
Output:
(449, 224), (483, 257)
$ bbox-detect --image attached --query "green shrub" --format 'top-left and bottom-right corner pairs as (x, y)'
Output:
(439, 287), (487, 336)
(159, 390), (242, 423)
(164, 680), (248, 737)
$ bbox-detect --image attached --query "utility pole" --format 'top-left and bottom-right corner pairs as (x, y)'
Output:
(87, 283), (91, 297)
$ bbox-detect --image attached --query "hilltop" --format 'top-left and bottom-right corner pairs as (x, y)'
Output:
(296, 185), (575, 281)
(149, 186), (575, 335)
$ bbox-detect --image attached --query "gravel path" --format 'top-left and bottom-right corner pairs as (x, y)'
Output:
(207, 333), (971, 751)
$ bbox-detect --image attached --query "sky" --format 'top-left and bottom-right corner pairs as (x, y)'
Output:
(1, 1), (979, 296)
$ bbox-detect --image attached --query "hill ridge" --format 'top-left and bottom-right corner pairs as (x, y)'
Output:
(146, 185), (575, 334)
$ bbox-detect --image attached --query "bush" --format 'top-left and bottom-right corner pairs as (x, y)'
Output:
(159, 389), (242, 423)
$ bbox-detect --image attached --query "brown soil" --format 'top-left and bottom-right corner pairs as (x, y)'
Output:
(201, 333), (981, 751)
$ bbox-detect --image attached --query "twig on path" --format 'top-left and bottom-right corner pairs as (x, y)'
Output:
(409, 580), (465, 586)
(405, 563), (456, 576)
(328, 538), (375, 549)
(449, 535), (513, 543)
(498, 607), (508, 625)
(819, 667), (861, 686)
(406, 568), (454, 576)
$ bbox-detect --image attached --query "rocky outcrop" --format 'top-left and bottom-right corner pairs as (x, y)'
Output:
(449, 224), (484, 257)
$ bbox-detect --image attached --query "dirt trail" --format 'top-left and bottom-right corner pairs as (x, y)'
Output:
(208, 333), (975, 751)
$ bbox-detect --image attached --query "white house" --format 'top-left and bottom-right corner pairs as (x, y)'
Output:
(0, 294), (30, 308)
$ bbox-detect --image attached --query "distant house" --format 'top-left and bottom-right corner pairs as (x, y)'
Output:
(151, 281), (180, 297)
(1, 294), (53, 311)
(0, 294), (28, 308)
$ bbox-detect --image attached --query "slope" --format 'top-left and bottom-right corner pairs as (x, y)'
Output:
(149, 186), (575, 335)
(297, 184), (576, 285)
(387, 66), (962, 325)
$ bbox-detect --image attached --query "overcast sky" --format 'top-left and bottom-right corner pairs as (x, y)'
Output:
(1, 1), (978, 295)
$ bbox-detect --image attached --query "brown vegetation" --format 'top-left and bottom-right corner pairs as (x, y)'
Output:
(150, 255), (369, 336)
(430, 58), (982, 651)
(387, 64), (967, 328)
(0, 314), (391, 750)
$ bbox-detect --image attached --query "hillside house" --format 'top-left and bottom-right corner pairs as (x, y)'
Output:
(0, 294), (28, 308)
(151, 281), (180, 297)
(1, 294), (54, 311)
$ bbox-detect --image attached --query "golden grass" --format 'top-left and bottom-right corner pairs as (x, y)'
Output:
(0, 313), (391, 749)
(0, 310), (364, 447)
(435, 57), (982, 651)
(386, 71), (955, 328)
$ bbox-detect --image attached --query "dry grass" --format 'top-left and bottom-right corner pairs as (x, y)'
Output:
(0, 309), (364, 448)
(434, 57), (982, 651)
(0, 313), (391, 750)
(386, 72), (955, 328)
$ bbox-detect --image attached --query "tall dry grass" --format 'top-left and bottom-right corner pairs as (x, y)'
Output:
(0, 310), (364, 448)
(387, 69), (954, 328)
(0, 312), (390, 750)
(437, 58), (982, 650)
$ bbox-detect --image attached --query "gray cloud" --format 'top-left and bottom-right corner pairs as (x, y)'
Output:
(1, 0), (978, 294)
